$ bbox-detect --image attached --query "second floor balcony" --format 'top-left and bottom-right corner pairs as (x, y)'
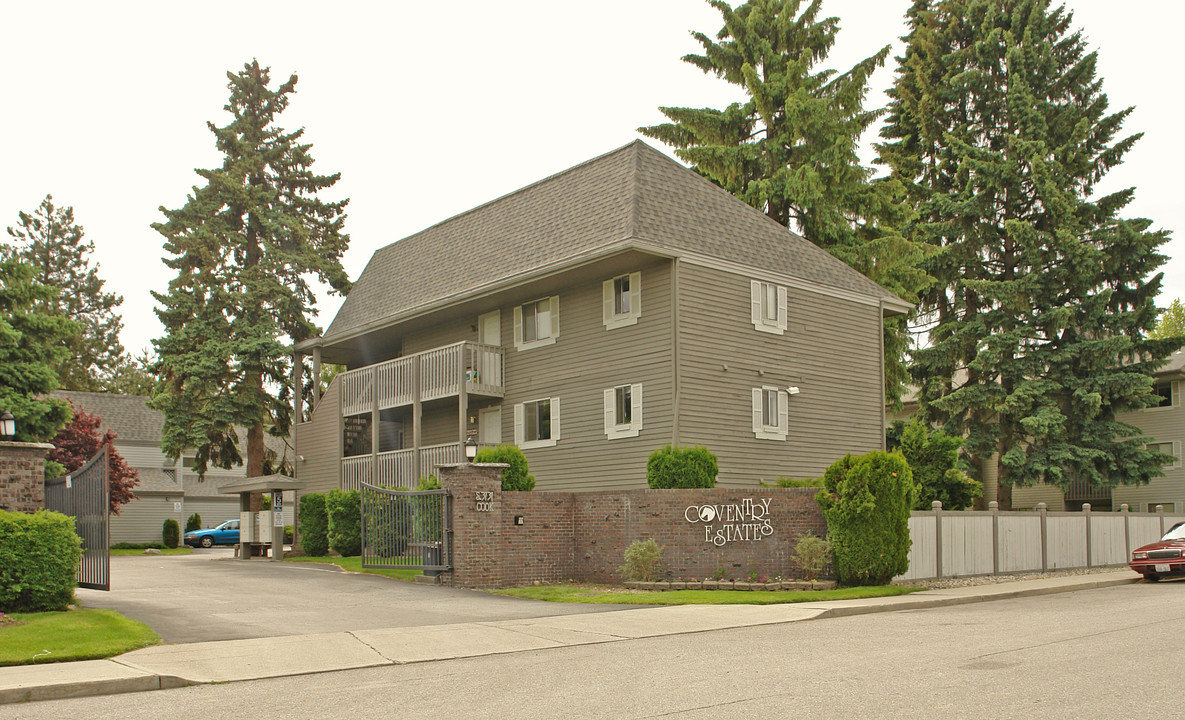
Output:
(339, 341), (504, 417)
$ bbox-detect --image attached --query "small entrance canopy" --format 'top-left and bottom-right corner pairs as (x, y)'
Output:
(220, 475), (307, 561)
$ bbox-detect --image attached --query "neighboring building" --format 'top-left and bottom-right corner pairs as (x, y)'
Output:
(293, 141), (912, 493)
(1013, 351), (1185, 512)
(51, 391), (292, 543)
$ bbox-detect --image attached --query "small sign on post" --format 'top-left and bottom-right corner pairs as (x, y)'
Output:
(273, 492), (284, 526)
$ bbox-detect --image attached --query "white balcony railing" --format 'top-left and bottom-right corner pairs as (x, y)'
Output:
(343, 442), (464, 489)
(339, 342), (504, 416)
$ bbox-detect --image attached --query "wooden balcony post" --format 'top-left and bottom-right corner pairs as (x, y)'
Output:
(412, 354), (422, 481)
(371, 366), (380, 486)
(312, 346), (322, 404)
(459, 344), (469, 451)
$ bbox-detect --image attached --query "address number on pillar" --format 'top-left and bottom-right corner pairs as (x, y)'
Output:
(475, 491), (494, 512)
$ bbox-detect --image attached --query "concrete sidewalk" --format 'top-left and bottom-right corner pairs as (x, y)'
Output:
(0, 572), (1140, 705)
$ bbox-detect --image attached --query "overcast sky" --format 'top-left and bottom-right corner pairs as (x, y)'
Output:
(3, 1), (1181, 357)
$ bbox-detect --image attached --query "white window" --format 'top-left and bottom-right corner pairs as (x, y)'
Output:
(750, 280), (788, 334)
(603, 272), (642, 329)
(513, 296), (559, 351)
(1147, 441), (1181, 468)
(752, 386), (788, 440)
(604, 383), (643, 439)
(1150, 381), (1180, 409)
(514, 397), (560, 449)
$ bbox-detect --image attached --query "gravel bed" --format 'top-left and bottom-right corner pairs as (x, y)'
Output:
(896, 565), (1135, 590)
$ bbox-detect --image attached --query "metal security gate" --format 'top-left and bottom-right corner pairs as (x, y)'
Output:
(361, 482), (452, 572)
(44, 446), (110, 591)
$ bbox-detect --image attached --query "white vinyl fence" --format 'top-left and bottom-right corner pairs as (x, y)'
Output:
(898, 501), (1185, 581)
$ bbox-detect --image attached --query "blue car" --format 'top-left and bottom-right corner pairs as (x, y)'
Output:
(184, 519), (240, 548)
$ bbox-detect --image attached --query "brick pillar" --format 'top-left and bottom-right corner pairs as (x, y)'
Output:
(437, 462), (506, 588)
(0, 441), (55, 513)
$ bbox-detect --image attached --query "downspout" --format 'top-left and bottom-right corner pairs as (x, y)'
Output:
(671, 258), (681, 445)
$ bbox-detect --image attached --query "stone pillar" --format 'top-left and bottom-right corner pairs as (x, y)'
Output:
(437, 462), (507, 588)
(0, 441), (55, 513)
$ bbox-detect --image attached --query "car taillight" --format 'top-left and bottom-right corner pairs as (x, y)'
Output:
(1133, 551), (1148, 560)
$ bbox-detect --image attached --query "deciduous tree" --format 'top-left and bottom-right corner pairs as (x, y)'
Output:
(46, 402), (139, 514)
(1150, 299), (1185, 340)
(151, 60), (350, 482)
(879, 0), (1178, 506)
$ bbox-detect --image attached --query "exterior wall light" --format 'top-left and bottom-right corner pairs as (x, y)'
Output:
(0, 411), (14, 441)
(464, 437), (478, 461)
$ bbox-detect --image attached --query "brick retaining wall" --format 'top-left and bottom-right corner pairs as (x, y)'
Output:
(0, 441), (54, 514)
(438, 465), (826, 588)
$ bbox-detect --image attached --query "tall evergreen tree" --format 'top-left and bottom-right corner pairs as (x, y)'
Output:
(4, 195), (126, 392)
(0, 257), (75, 441)
(639, 0), (930, 405)
(151, 60), (351, 480)
(879, 0), (1177, 506)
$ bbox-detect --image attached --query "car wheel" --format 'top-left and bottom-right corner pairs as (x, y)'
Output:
(1146, 573), (1160, 582)
(200, 536), (214, 548)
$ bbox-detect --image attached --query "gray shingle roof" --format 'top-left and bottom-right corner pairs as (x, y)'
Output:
(324, 140), (908, 343)
(50, 391), (161, 443)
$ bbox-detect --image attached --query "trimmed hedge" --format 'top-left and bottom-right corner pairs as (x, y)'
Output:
(298, 493), (329, 556)
(185, 513), (202, 532)
(646, 445), (718, 488)
(162, 518), (180, 549)
(326, 489), (362, 557)
(0, 510), (83, 612)
(815, 451), (915, 586)
(473, 444), (535, 491)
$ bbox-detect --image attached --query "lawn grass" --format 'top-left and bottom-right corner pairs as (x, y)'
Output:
(284, 555), (422, 582)
(0, 609), (160, 666)
(492, 584), (924, 605)
(110, 547), (194, 556)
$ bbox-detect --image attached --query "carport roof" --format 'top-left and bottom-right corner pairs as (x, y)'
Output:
(218, 475), (306, 494)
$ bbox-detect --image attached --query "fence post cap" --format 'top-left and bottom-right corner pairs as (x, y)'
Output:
(931, 500), (942, 510)
(1036, 502), (1047, 511)
(988, 501), (998, 510)
(1082, 503), (1091, 512)
(1120, 503), (1129, 512)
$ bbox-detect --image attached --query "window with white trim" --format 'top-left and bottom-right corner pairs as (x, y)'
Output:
(752, 386), (788, 440)
(750, 280), (788, 334)
(513, 296), (559, 350)
(1147, 441), (1181, 468)
(603, 272), (641, 329)
(604, 383), (643, 439)
(1151, 381), (1179, 409)
(514, 397), (560, 449)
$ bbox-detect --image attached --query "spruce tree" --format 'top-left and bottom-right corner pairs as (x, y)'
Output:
(879, 0), (1178, 505)
(4, 195), (126, 392)
(0, 258), (75, 441)
(639, 0), (930, 405)
(152, 60), (350, 480)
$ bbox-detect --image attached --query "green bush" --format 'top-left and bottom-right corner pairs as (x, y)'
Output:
(326, 489), (362, 557)
(112, 542), (166, 550)
(816, 452), (915, 586)
(890, 419), (982, 511)
(284, 525), (294, 544)
(0, 510), (83, 612)
(473, 444), (535, 491)
(298, 493), (329, 556)
(793, 533), (832, 581)
(646, 445), (718, 488)
(185, 513), (202, 532)
(619, 538), (663, 582)
(162, 518), (180, 549)
(766, 476), (825, 488)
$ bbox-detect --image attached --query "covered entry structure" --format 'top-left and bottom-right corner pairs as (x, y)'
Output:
(219, 474), (305, 562)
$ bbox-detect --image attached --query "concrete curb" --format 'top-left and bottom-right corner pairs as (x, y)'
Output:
(0, 572), (1144, 705)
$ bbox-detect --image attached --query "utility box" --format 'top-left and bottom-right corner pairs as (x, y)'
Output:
(240, 511), (255, 543)
(258, 511), (274, 544)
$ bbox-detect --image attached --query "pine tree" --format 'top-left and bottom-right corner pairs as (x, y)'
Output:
(151, 60), (350, 480)
(879, 0), (1178, 505)
(639, 0), (930, 405)
(4, 195), (126, 392)
(0, 258), (75, 441)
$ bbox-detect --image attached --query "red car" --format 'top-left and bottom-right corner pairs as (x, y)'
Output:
(1131, 521), (1185, 581)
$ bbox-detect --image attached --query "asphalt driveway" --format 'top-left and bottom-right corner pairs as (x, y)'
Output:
(75, 549), (629, 643)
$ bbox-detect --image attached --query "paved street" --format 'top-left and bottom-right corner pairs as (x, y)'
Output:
(74, 550), (629, 643)
(9, 581), (1178, 718)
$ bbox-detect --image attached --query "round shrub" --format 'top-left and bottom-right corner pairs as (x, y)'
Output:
(473, 444), (535, 491)
(0, 510), (83, 612)
(162, 518), (181, 549)
(620, 538), (663, 582)
(299, 493), (329, 556)
(646, 444), (718, 488)
(185, 513), (202, 532)
(815, 451), (915, 586)
(326, 489), (362, 557)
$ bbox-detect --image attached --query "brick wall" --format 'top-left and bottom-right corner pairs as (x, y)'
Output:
(0, 442), (54, 514)
(437, 463), (825, 588)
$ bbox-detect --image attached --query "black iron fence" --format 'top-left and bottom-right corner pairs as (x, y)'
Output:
(44, 446), (110, 591)
(360, 482), (452, 572)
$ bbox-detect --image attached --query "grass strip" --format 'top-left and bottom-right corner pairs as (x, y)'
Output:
(492, 584), (924, 605)
(284, 555), (422, 582)
(0, 608), (160, 666)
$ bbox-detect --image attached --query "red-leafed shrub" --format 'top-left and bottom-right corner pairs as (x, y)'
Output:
(47, 402), (140, 515)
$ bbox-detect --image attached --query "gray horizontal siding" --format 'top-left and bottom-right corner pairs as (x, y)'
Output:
(295, 378), (342, 494)
(111, 495), (183, 544)
(676, 261), (884, 486)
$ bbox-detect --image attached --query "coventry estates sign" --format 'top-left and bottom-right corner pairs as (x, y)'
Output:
(684, 498), (775, 547)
